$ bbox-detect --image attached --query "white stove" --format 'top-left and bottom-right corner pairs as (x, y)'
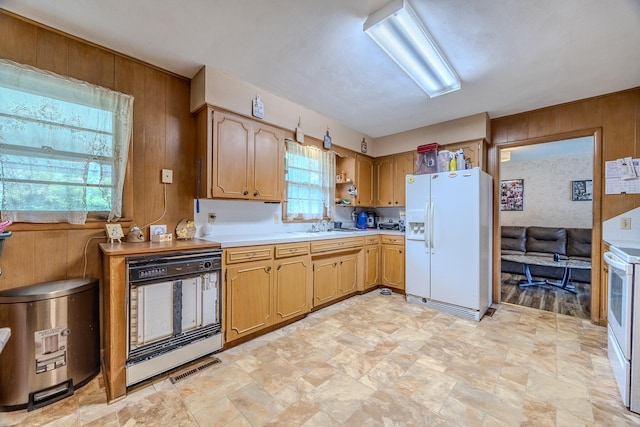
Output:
(610, 245), (640, 264)
(605, 244), (640, 413)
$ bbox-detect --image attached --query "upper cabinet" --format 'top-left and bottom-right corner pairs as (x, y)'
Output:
(443, 139), (487, 170)
(375, 151), (415, 207)
(355, 154), (374, 207)
(195, 106), (285, 202)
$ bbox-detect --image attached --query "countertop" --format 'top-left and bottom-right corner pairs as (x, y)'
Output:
(603, 239), (640, 249)
(99, 229), (405, 255)
(202, 228), (405, 248)
(99, 238), (221, 256)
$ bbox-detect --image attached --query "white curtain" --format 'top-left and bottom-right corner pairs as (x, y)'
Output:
(286, 140), (335, 221)
(0, 59), (133, 224)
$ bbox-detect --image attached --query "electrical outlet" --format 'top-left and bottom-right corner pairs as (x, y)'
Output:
(620, 217), (631, 230)
(208, 212), (216, 224)
(161, 169), (173, 184)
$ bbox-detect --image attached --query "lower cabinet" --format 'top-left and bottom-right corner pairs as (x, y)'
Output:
(274, 255), (312, 324)
(381, 235), (405, 290)
(313, 252), (359, 307)
(225, 259), (274, 342)
(225, 243), (312, 343)
(364, 236), (380, 290)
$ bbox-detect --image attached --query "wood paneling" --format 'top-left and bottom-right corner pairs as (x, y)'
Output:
(0, 10), (194, 291)
(490, 88), (640, 325)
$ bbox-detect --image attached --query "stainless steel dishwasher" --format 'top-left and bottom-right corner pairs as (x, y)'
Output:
(0, 278), (100, 411)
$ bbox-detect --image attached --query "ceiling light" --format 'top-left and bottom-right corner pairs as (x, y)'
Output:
(500, 150), (511, 162)
(364, 0), (460, 97)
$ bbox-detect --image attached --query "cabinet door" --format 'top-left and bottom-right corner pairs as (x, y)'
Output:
(274, 255), (311, 324)
(356, 155), (374, 207)
(364, 244), (380, 289)
(375, 156), (394, 206)
(212, 111), (251, 198)
(313, 257), (339, 306)
(251, 124), (284, 201)
(338, 253), (358, 296)
(443, 139), (485, 170)
(226, 260), (273, 342)
(393, 152), (415, 206)
(382, 245), (405, 290)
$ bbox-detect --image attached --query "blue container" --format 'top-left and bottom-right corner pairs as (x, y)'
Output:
(356, 212), (368, 229)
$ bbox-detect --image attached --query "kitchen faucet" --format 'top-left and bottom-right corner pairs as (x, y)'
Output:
(311, 219), (327, 232)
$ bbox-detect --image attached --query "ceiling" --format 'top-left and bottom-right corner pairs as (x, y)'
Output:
(1, 0), (639, 138)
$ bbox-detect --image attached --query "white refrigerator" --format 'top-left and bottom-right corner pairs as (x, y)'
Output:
(405, 167), (493, 321)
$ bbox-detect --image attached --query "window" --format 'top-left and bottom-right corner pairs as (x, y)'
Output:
(0, 59), (133, 224)
(285, 140), (335, 221)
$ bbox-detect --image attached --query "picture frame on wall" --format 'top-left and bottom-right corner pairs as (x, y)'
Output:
(572, 179), (592, 201)
(500, 179), (524, 211)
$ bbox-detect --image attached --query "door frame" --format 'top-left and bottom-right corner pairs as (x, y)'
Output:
(489, 128), (604, 324)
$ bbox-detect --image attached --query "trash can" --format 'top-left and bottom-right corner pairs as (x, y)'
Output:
(0, 278), (100, 411)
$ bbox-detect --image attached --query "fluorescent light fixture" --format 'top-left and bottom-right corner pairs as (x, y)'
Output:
(500, 150), (511, 162)
(364, 0), (460, 97)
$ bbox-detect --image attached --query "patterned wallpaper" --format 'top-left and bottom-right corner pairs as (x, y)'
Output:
(500, 153), (593, 228)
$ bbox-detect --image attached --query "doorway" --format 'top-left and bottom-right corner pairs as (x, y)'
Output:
(498, 136), (594, 318)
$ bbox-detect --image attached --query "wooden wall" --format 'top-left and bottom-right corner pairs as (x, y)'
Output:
(489, 88), (640, 324)
(0, 10), (196, 290)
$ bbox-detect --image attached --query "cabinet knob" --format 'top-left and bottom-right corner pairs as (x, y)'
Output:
(243, 190), (249, 196)
(253, 190), (259, 197)
(266, 266), (272, 272)
(388, 202), (392, 205)
(277, 265), (282, 271)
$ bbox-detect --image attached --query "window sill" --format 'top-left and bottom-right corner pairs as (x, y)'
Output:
(6, 218), (133, 232)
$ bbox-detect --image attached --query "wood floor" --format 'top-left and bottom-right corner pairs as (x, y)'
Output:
(501, 272), (591, 319)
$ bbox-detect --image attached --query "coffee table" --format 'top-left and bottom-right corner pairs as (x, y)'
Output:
(501, 254), (591, 294)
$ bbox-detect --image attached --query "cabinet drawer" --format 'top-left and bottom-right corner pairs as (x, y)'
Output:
(275, 242), (310, 258)
(365, 236), (380, 245)
(381, 235), (404, 245)
(225, 245), (273, 264)
(311, 237), (364, 254)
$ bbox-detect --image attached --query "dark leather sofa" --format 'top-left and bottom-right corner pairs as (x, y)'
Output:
(501, 226), (592, 283)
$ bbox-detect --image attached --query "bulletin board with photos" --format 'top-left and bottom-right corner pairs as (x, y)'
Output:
(500, 179), (524, 211)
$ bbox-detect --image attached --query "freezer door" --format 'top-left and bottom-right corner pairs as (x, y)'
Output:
(429, 170), (482, 309)
(405, 239), (430, 299)
(405, 174), (430, 211)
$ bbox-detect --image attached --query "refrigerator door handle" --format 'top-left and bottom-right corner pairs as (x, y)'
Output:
(424, 202), (429, 248)
(429, 201), (435, 249)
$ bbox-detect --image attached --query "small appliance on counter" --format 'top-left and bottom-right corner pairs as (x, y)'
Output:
(366, 211), (378, 228)
(378, 221), (400, 230)
(356, 211), (368, 229)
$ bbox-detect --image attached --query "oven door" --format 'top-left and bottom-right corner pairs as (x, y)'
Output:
(130, 281), (175, 349)
(604, 251), (634, 358)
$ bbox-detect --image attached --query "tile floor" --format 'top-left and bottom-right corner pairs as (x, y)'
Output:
(2, 290), (640, 426)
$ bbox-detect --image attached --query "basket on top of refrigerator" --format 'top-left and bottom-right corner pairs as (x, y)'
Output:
(415, 143), (440, 174)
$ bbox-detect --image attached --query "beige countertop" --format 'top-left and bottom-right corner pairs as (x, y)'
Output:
(99, 229), (405, 255)
(203, 229), (405, 248)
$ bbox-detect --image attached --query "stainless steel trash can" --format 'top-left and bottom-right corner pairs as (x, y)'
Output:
(0, 278), (100, 411)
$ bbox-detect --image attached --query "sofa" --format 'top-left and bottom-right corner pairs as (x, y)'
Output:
(501, 226), (592, 283)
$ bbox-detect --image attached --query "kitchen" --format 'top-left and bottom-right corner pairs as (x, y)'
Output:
(1, 1), (640, 425)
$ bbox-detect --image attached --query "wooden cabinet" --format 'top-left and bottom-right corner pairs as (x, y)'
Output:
(393, 152), (415, 206)
(337, 252), (358, 296)
(381, 235), (405, 290)
(225, 259), (274, 342)
(375, 152), (414, 207)
(225, 242), (312, 342)
(443, 139), (487, 170)
(274, 242), (312, 324)
(311, 237), (363, 307)
(313, 256), (340, 306)
(195, 106), (285, 202)
(356, 154), (374, 207)
(312, 252), (358, 306)
(364, 236), (380, 290)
